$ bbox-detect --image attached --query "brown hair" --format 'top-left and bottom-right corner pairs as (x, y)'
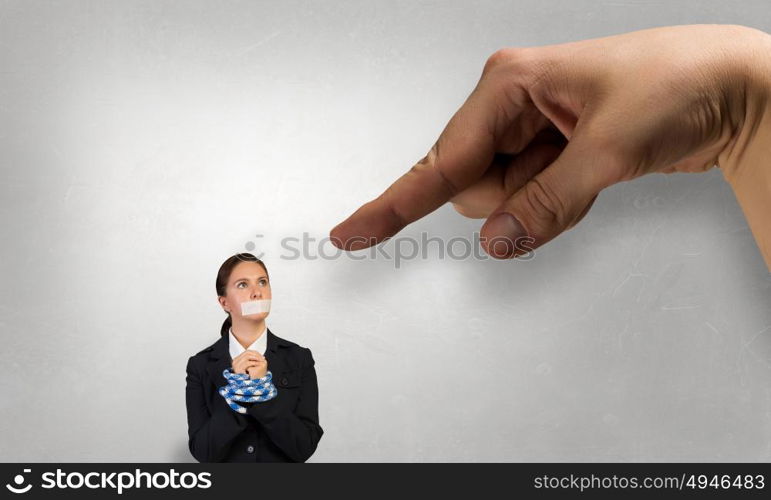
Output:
(216, 253), (269, 337)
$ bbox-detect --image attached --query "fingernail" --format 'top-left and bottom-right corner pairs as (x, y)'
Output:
(484, 212), (527, 258)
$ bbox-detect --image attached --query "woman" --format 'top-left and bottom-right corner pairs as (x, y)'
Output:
(185, 253), (323, 462)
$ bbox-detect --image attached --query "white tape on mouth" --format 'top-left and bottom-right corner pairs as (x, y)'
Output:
(241, 299), (271, 316)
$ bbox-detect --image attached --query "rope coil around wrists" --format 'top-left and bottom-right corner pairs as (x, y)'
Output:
(218, 368), (278, 414)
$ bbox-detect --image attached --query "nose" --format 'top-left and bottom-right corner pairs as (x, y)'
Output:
(251, 287), (261, 299)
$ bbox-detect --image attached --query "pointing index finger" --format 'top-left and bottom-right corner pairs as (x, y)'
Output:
(330, 85), (500, 251)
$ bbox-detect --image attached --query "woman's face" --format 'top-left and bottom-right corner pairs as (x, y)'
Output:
(219, 261), (272, 322)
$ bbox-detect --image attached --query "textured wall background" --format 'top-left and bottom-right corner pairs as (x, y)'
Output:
(1, 0), (769, 462)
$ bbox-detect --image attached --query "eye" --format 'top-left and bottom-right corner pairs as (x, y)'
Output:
(236, 282), (246, 288)
(259, 279), (268, 286)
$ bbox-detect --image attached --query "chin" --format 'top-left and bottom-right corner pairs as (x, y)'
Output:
(245, 313), (269, 321)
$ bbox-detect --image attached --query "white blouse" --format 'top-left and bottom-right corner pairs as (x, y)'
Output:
(228, 324), (267, 360)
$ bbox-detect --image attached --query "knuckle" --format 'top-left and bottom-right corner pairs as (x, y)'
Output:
(522, 175), (569, 230)
(410, 143), (459, 199)
(433, 164), (460, 199)
(380, 184), (409, 230)
(483, 47), (526, 75)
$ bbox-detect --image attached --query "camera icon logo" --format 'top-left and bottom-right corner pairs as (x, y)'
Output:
(5, 469), (32, 494)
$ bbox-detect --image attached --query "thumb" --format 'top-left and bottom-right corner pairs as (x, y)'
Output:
(479, 131), (616, 259)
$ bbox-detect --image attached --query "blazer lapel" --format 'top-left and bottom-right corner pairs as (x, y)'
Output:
(206, 334), (232, 391)
(264, 329), (286, 378)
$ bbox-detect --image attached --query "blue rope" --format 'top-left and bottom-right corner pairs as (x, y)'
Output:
(218, 368), (278, 414)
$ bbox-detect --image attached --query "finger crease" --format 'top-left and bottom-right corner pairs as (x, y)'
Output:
(433, 163), (460, 199)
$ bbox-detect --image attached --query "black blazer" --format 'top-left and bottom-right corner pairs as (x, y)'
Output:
(185, 328), (323, 462)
